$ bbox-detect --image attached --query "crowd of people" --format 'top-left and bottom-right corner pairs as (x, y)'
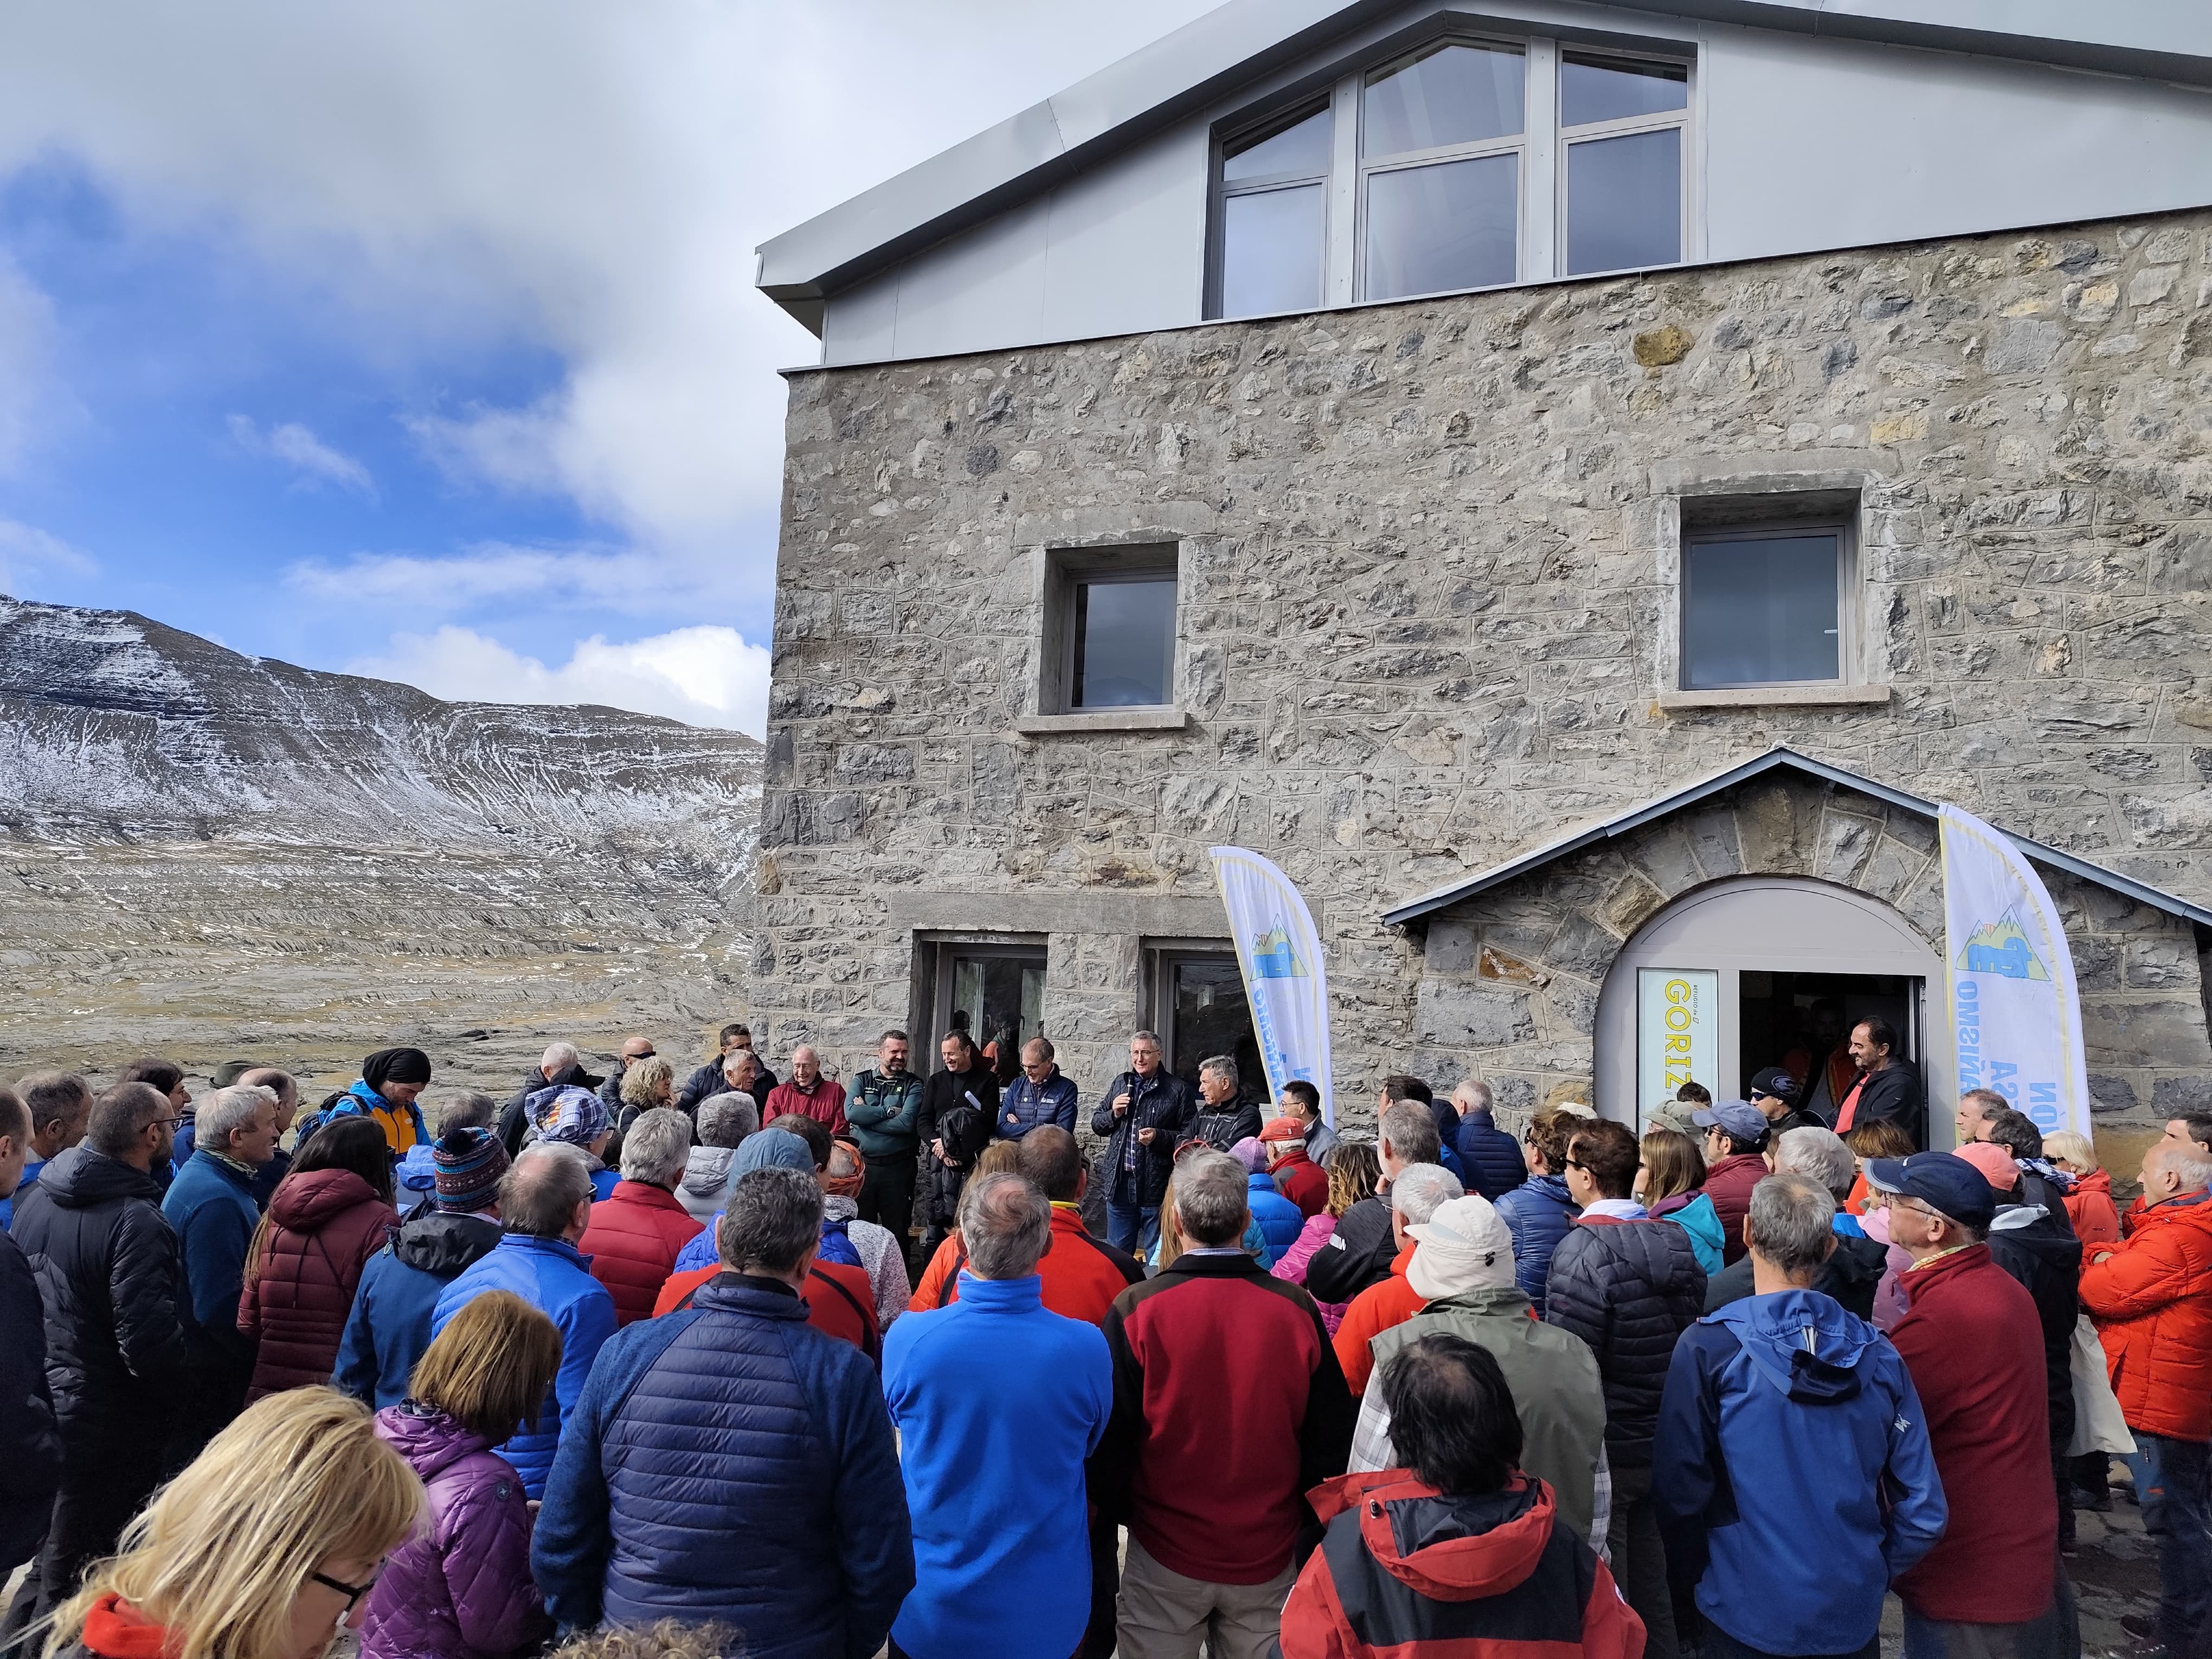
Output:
(0, 1012), (2202, 1659)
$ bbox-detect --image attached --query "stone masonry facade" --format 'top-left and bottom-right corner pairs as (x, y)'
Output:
(755, 207), (2212, 1144)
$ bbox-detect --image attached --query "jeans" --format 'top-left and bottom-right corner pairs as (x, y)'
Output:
(1105, 1199), (1160, 1257)
(1701, 1616), (1877, 1659)
(1900, 1597), (2066, 1659)
(2125, 1431), (2212, 1651)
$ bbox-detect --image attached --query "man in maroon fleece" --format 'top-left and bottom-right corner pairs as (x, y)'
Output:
(1098, 1148), (1355, 1659)
(1870, 1152), (2065, 1656)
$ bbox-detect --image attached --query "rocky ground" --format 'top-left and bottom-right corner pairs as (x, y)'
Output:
(0, 596), (763, 1098)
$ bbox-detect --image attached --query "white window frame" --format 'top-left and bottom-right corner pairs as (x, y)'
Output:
(1556, 47), (1694, 280)
(1206, 31), (1696, 320)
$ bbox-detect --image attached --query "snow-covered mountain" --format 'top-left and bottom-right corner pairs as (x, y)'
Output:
(0, 596), (762, 1094)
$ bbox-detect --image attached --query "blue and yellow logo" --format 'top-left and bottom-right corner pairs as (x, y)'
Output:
(1957, 912), (2049, 981)
(1250, 922), (1308, 979)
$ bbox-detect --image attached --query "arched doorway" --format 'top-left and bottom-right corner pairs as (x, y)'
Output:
(1593, 875), (1949, 1139)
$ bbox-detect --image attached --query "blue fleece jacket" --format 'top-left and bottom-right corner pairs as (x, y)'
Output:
(883, 1273), (1110, 1659)
(159, 1150), (261, 1368)
(1652, 1288), (1946, 1656)
(533, 1274), (912, 1659)
(433, 1233), (616, 1499)
(0, 1156), (48, 1232)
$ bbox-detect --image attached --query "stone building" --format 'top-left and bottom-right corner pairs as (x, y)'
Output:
(748, 0), (2212, 1149)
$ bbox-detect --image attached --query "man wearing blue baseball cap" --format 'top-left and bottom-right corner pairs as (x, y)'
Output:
(1868, 1153), (2066, 1657)
(1690, 1101), (1771, 1265)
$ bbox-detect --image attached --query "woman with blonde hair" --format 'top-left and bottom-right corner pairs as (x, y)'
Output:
(363, 1290), (562, 1659)
(1272, 1141), (1381, 1334)
(45, 1388), (421, 1659)
(903, 1140), (1026, 1309)
(615, 1056), (676, 1132)
(2042, 1129), (2120, 1245)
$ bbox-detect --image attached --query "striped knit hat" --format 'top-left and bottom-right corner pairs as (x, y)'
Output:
(433, 1127), (508, 1213)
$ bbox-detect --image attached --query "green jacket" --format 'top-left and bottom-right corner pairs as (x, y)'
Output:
(846, 1069), (925, 1160)
(1354, 1284), (1607, 1542)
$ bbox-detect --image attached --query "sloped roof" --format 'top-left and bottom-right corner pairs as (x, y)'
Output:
(756, 0), (2212, 328)
(1379, 745), (2212, 929)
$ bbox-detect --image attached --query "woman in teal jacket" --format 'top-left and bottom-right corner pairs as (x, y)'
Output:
(1640, 1126), (1727, 1276)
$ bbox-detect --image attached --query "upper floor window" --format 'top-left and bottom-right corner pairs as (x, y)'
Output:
(1208, 36), (1691, 318)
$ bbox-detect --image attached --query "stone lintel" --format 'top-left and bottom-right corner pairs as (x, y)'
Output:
(889, 890), (1238, 937)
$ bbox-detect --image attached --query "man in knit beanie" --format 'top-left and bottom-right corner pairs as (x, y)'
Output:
(333, 1127), (509, 1409)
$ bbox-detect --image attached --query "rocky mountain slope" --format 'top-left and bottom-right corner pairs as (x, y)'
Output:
(0, 596), (762, 1097)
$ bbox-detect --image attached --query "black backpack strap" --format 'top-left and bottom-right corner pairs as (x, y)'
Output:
(936, 1242), (967, 1308)
(811, 1266), (880, 1364)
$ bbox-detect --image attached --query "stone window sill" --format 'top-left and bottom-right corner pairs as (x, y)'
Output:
(1656, 685), (1892, 712)
(1013, 708), (1191, 736)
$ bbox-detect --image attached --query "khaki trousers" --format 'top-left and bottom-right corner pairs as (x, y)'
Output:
(1114, 1536), (1296, 1659)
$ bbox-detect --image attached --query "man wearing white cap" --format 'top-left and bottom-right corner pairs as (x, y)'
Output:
(1348, 1193), (1609, 1544)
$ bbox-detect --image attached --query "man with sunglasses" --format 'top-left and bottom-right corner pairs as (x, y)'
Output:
(1870, 1152), (2065, 1659)
(5, 1082), (187, 1639)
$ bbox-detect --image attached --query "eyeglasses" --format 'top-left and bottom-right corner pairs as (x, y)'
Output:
(1562, 1157), (1587, 1171)
(149, 1117), (183, 1131)
(311, 1569), (378, 1611)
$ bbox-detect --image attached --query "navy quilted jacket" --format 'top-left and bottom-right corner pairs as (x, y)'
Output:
(1493, 1174), (1578, 1314)
(1542, 1217), (1707, 1469)
(532, 1273), (913, 1659)
(1454, 1110), (1528, 1202)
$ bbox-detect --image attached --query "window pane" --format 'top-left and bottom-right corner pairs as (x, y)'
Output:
(1219, 184), (1324, 317)
(1364, 153), (1516, 301)
(1566, 127), (1680, 275)
(1171, 957), (1257, 1088)
(1561, 55), (1688, 127)
(1364, 43), (1524, 157)
(1073, 577), (1176, 707)
(949, 952), (1047, 1064)
(1224, 104), (1332, 181)
(1683, 534), (1842, 689)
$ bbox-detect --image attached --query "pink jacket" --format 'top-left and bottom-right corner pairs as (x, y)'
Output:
(1272, 1212), (1353, 1335)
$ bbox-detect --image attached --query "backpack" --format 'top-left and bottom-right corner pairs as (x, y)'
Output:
(818, 1215), (863, 1268)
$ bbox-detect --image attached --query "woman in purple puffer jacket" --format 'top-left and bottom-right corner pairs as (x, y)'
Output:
(362, 1290), (564, 1659)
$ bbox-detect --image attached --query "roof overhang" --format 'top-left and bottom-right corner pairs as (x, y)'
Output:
(755, 0), (2212, 330)
(1380, 745), (2212, 930)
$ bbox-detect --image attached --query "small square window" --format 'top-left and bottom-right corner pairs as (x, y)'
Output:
(1039, 544), (1181, 716)
(1681, 525), (1848, 690)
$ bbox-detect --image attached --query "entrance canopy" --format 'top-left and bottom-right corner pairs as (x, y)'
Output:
(1384, 745), (2212, 931)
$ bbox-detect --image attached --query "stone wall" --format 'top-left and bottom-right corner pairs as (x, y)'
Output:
(757, 206), (2212, 1136)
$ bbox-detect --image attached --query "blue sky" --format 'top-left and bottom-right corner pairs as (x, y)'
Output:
(0, 1), (1213, 731)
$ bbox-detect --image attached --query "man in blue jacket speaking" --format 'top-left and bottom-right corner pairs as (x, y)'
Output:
(1653, 1172), (1946, 1659)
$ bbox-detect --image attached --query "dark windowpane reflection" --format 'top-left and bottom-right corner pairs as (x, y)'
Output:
(1365, 153), (1517, 300)
(1219, 184), (1324, 316)
(1561, 55), (1688, 127)
(1074, 577), (1176, 707)
(1364, 43), (1524, 157)
(1683, 534), (1842, 689)
(1566, 128), (1680, 274)
(1169, 957), (1257, 1085)
(1224, 105), (1333, 182)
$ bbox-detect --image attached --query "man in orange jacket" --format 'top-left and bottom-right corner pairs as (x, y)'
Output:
(2083, 1139), (2212, 1656)
(1332, 1164), (1461, 1395)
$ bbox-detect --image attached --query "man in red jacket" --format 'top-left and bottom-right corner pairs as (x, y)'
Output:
(580, 1109), (705, 1323)
(1869, 1152), (2063, 1656)
(1099, 1149), (1354, 1659)
(1263, 1116), (1328, 1218)
(1690, 1101), (1770, 1265)
(2081, 1139), (2212, 1656)
(763, 1046), (849, 1137)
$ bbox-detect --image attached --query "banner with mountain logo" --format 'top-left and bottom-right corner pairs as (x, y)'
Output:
(1210, 846), (1336, 1126)
(1940, 803), (2090, 1140)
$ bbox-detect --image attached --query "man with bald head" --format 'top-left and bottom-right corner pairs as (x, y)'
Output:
(10, 1081), (187, 1626)
(766, 1044), (849, 1137)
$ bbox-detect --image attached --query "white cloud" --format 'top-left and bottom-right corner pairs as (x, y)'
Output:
(0, 253), (67, 475)
(227, 414), (375, 495)
(0, 1), (1220, 581)
(285, 541), (707, 619)
(359, 622), (770, 735)
(0, 518), (97, 593)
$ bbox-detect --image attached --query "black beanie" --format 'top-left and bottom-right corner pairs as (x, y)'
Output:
(363, 1046), (433, 1090)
